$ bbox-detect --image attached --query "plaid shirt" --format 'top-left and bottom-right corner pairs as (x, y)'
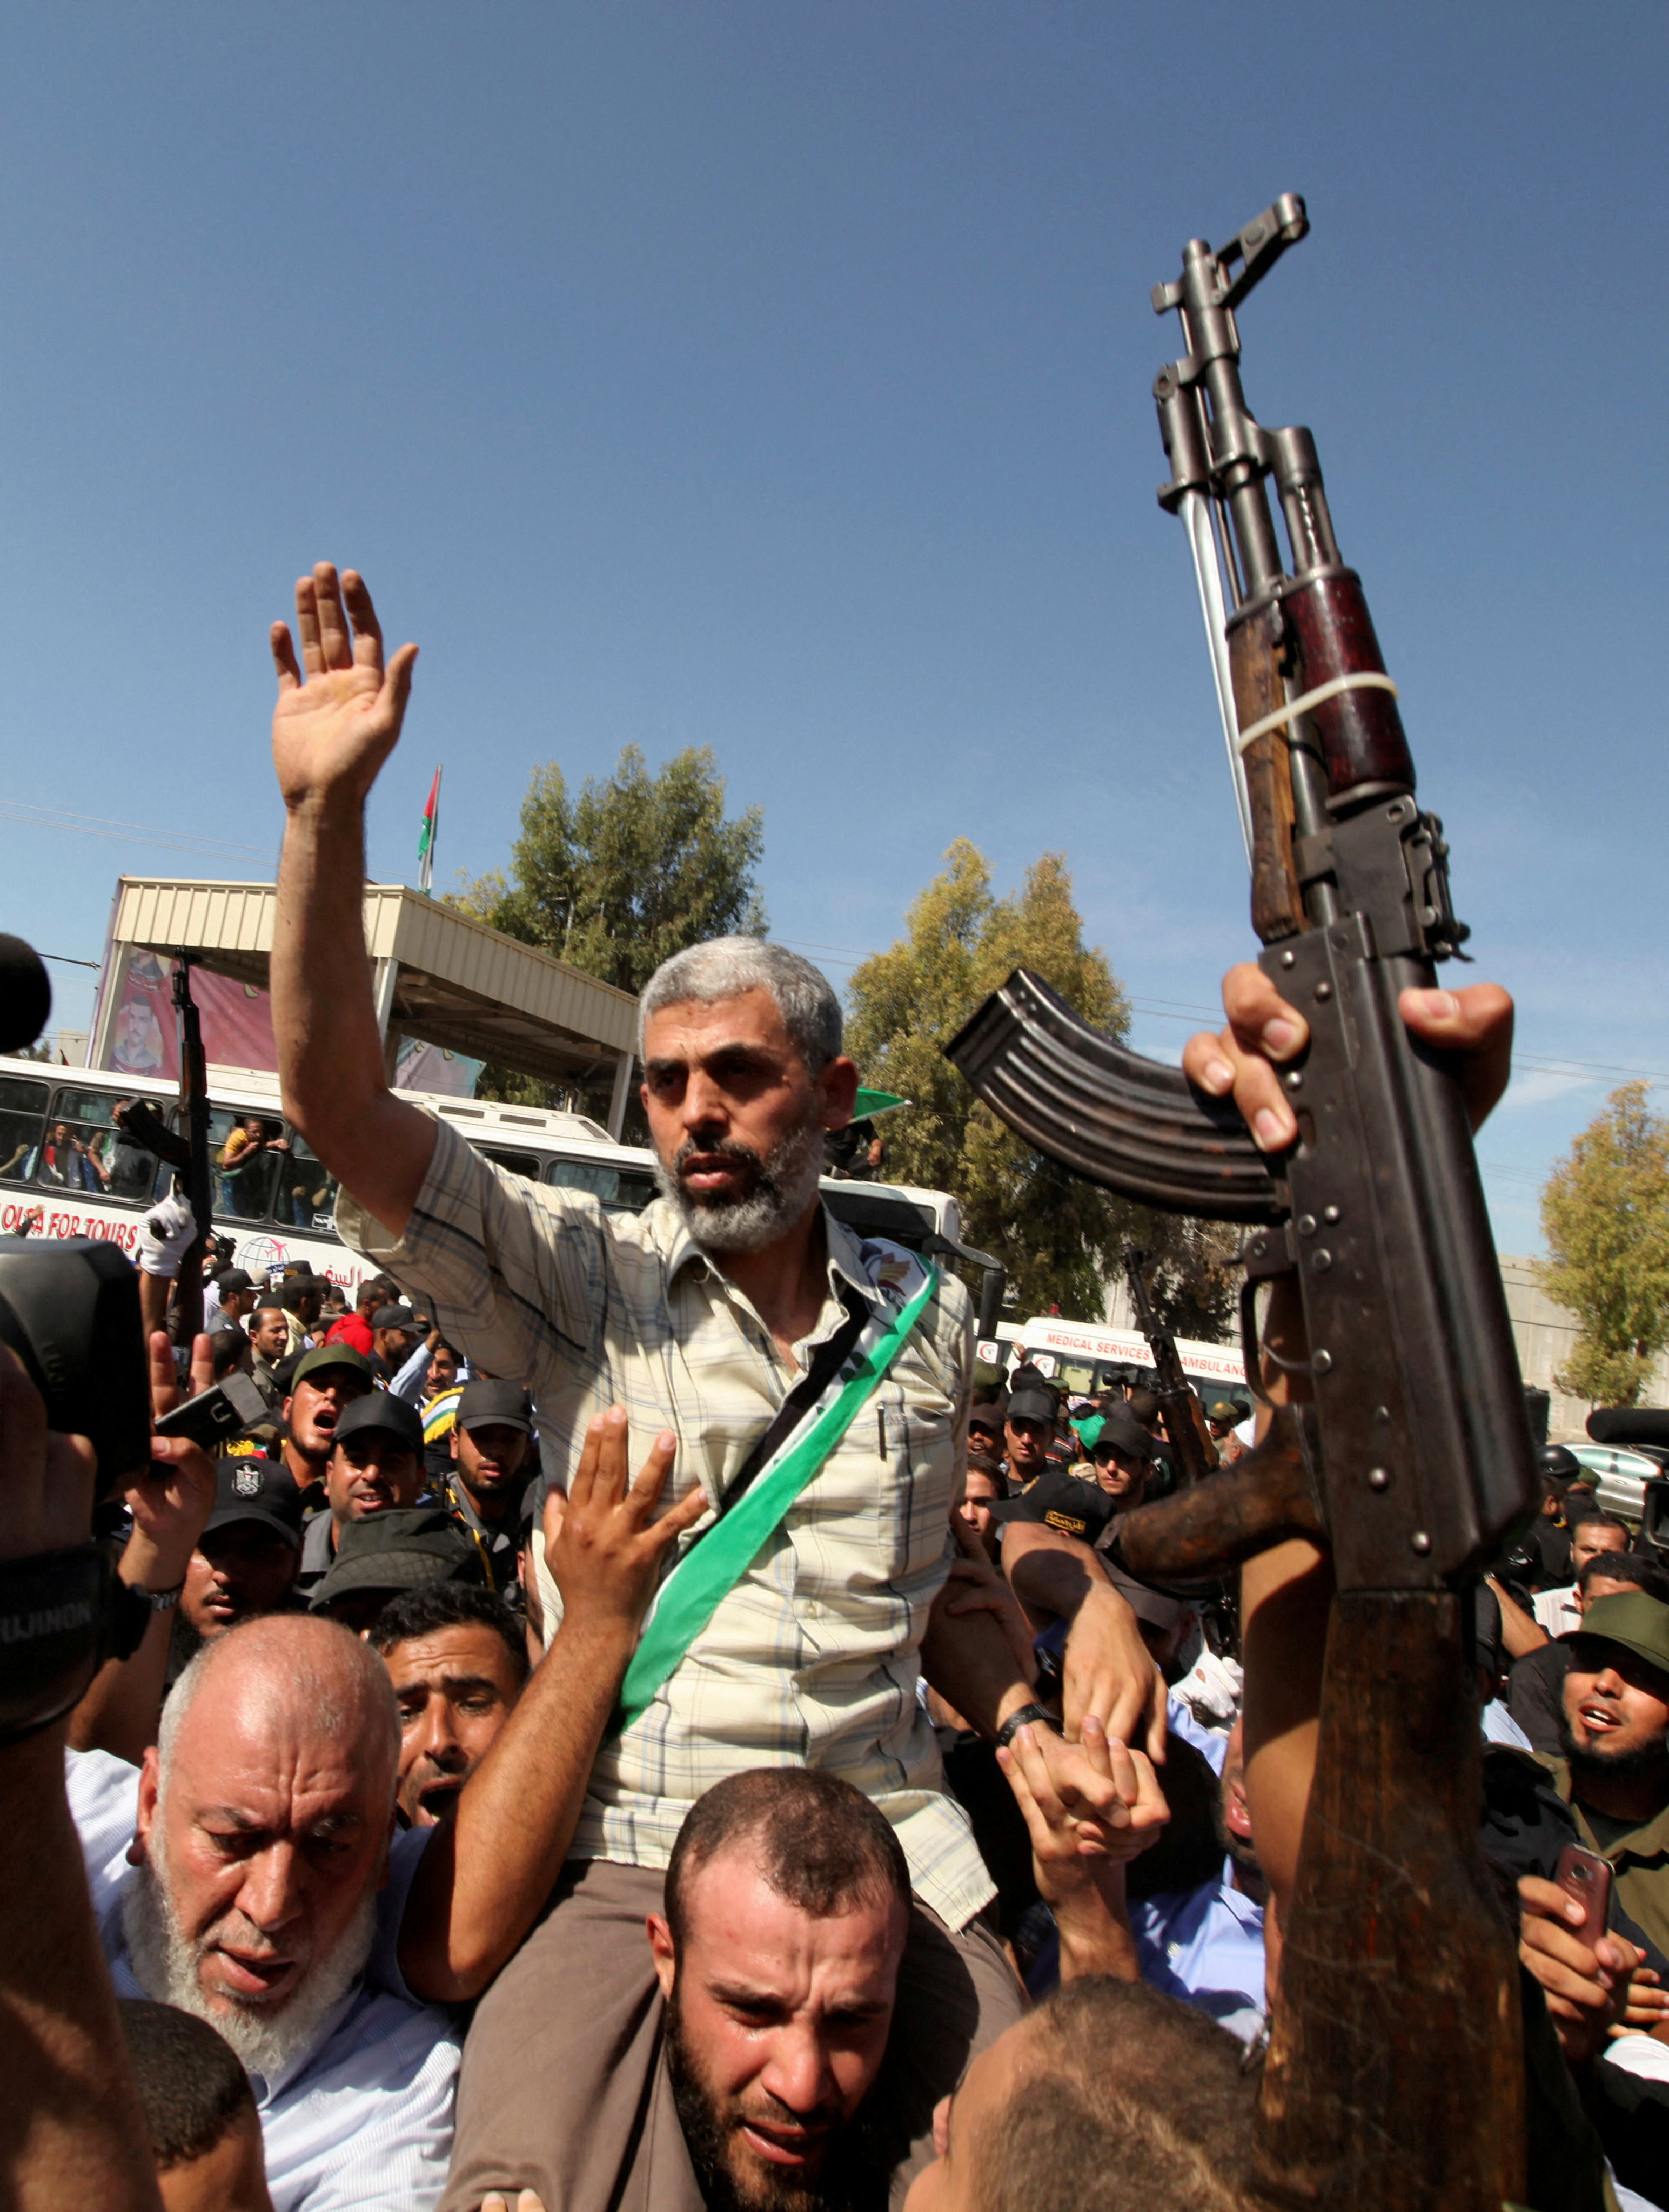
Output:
(337, 1118), (993, 1931)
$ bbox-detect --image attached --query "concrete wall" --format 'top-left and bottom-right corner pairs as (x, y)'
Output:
(1497, 1255), (1669, 1441)
(1095, 1250), (1669, 1444)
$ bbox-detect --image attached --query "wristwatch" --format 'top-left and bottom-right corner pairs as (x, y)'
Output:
(140, 1581), (185, 1612)
(994, 1701), (1062, 1751)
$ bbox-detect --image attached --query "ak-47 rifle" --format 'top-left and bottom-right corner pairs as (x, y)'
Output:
(947, 198), (1537, 2209)
(169, 954), (213, 1346)
(1121, 1243), (1215, 1485)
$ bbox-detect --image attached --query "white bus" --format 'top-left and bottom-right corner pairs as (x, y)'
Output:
(976, 1313), (1248, 1406)
(0, 1054), (992, 1297)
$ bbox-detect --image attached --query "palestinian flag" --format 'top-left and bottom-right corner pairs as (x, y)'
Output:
(418, 767), (441, 893)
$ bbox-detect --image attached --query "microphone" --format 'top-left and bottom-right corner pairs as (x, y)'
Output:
(0, 936), (52, 1055)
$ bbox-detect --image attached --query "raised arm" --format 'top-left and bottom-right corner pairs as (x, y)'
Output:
(397, 1408), (708, 2003)
(270, 562), (435, 1236)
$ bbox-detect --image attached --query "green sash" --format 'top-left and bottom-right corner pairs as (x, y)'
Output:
(616, 1262), (939, 1731)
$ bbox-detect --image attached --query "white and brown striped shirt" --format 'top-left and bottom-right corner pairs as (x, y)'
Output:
(337, 1116), (994, 1930)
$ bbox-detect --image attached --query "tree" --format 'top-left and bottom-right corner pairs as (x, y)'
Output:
(846, 840), (1141, 1317)
(451, 745), (766, 994)
(1538, 1081), (1669, 1407)
(448, 745), (766, 1113)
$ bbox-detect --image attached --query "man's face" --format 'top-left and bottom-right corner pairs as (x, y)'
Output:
(1579, 1573), (1639, 1618)
(283, 1369), (371, 1462)
(242, 1118), (264, 1140)
(1215, 1717), (1259, 1874)
(182, 1525), (299, 1639)
(956, 1471), (1001, 1550)
(384, 1624), (525, 1825)
(251, 1308), (290, 1360)
(1004, 1418), (1049, 1478)
(1561, 1640), (1669, 1774)
(326, 1433), (422, 1524)
(648, 1848), (906, 2209)
(903, 2018), (1042, 2212)
(1090, 1446), (1147, 1505)
(131, 1680), (393, 2054)
(640, 990), (855, 1256)
(429, 1346), (459, 1391)
(1572, 1522), (1628, 1577)
(452, 1421), (530, 1508)
(374, 1325), (417, 1367)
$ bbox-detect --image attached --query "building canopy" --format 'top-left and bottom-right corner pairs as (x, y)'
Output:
(89, 878), (639, 1135)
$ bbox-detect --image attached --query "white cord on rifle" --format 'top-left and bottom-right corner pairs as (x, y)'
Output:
(1235, 670), (1400, 755)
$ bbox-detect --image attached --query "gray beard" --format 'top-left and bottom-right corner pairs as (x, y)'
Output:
(654, 1113), (826, 1256)
(122, 1843), (376, 2082)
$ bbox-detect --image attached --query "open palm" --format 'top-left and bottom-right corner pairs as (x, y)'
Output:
(270, 562), (418, 810)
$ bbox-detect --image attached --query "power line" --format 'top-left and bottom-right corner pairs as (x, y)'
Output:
(0, 800), (270, 862)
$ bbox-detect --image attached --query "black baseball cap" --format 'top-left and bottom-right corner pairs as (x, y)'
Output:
(371, 1303), (417, 1332)
(1090, 1408), (1158, 1464)
(990, 1469), (1116, 1547)
(458, 1380), (532, 1435)
(1006, 1388), (1058, 1427)
(969, 1395), (1008, 1434)
(309, 1508), (486, 1610)
(204, 1457), (304, 1549)
(213, 1268), (254, 1294)
(331, 1391), (425, 1456)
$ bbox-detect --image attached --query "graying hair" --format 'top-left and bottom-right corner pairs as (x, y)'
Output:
(158, 1614), (400, 1799)
(638, 937), (843, 1073)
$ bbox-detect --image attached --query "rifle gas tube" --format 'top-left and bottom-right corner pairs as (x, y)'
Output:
(945, 198), (1538, 2209)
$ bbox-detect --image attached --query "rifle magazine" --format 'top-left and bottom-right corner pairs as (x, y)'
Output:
(944, 969), (1282, 1223)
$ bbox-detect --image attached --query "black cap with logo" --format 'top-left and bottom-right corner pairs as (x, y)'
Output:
(204, 1457), (305, 1549)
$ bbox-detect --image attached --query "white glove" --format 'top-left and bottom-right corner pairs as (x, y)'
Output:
(137, 1190), (198, 1279)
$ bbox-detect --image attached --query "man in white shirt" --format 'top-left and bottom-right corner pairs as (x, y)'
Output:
(1533, 1514), (1631, 1639)
(68, 1613), (459, 2212)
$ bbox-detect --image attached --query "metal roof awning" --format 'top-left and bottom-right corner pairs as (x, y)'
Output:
(90, 878), (641, 1128)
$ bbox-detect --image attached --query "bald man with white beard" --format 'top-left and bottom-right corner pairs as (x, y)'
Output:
(66, 1614), (460, 2212)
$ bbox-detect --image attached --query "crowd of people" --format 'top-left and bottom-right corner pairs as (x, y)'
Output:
(5, 562), (1669, 2212)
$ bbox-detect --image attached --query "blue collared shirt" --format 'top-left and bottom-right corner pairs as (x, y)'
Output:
(67, 1749), (460, 2212)
(1132, 1852), (1267, 2045)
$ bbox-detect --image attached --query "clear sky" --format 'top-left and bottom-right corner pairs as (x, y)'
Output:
(2, 3), (1663, 1254)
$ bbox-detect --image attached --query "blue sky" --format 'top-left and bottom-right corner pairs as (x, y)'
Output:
(1, 4), (1662, 1254)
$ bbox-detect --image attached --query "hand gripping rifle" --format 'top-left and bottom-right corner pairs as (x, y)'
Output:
(946, 199), (1537, 2208)
(1121, 1243), (1215, 1485)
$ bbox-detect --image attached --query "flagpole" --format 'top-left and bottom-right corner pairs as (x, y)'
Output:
(418, 766), (441, 895)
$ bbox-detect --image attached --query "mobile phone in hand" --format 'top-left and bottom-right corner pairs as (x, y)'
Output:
(1555, 1844), (1613, 1948)
(153, 1371), (268, 1450)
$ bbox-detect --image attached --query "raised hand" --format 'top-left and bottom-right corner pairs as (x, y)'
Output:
(120, 1330), (218, 1595)
(941, 1516), (1038, 1686)
(270, 563), (418, 812)
(1027, 1717), (1170, 1866)
(1183, 962), (1514, 1152)
(545, 1406), (708, 1642)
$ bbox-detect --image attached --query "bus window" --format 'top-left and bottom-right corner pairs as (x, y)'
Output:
(481, 1146), (543, 1185)
(0, 1075), (48, 1185)
(545, 1158), (658, 1214)
(273, 1134), (340, 1236)
(38, 1085), (164, 1204)
(207, 1108), (288, 1222)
